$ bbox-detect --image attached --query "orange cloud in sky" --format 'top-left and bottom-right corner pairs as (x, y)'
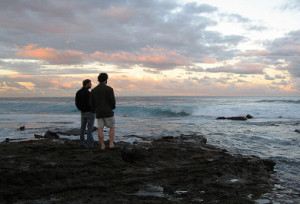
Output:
(16, 44), (87, 64)
(279, 84), (296, 92)
(8, 74), (32, 79)
(17, 82), (35, 90)
(49, 80), (74, 88)
(91, 46), (190, 67)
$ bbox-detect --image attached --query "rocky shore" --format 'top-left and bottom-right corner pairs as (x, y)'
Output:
(0, 134), (275, 203)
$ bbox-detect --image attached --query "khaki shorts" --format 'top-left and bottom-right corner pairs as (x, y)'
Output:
(97, 117), (115, 128)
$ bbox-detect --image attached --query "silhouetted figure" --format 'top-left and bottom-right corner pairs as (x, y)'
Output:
(75, 79), (95, 148)
(90, 73), (116, 150)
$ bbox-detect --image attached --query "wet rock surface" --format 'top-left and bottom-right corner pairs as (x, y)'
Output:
(0, 135), (275, 203)
(44, 130), (59, 139)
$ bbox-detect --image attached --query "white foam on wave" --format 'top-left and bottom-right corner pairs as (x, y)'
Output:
(191, 104), (300, 119)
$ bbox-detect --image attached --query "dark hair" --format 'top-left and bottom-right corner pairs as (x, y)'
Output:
(82, 79), (91, 87)
(98, 73), (108, 83)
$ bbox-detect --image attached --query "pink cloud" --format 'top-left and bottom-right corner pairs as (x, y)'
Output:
(16, 44), (87, 64)
(91, 46), (191, 68)
(237, 63), (264, 74)
(202, 58), (217, 64)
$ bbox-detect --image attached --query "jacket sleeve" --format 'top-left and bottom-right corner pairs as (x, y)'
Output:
(108, 87), (116, 110)
(89, 90), (95, 112)
(75, 91), (81, 111)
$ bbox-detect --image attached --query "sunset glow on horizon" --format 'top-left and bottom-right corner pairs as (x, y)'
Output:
(0, 0), (300, 97)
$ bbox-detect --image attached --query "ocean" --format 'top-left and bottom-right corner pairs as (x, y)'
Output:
(0, 96), (299, 202)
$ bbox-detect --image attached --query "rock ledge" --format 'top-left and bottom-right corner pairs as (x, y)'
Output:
(0, 134), (275, 203)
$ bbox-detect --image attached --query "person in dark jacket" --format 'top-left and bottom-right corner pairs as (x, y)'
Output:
(75, 79), (95, 148)
(90, 73), (116, 150)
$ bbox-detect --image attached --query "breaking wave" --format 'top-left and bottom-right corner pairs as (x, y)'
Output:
(257, 100), (300, 104)
(118, 106), (192, 117)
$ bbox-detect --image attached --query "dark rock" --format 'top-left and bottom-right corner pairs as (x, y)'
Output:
(0, 134), (275, 203)
(34, 134), (44, 139)
(57, 126), (98, 136)
(262, 159), (276, 171)
(44, 130), (59, 139)
(295, 129), (300, 134)
(56, 128), (81, 136)
(121, 148), (149, 163)
(217, 117), (247, 121)
(246, 114), (253, 119)
(19, 126), (25, 131)
(227, 117), (247, 121)
(161, 136), (174, 140)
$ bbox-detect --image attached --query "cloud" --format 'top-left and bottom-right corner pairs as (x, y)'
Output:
(208, 64), (264, 74)
(281, 0), (300, 11)
(272, 80), (289, 86)
(0, 59), (42, 74)
(0, 74), (78, 90)
(240, 30), (300, 82)
(0, 0), (244, 66)
(275, 75), (286, 79)
(265, 30), (300, 78)
(244, 50), (269, 56)
(16, 44), (87, 64)
(16, 82), (35, 90)
(0, 0), (299, 96)
(110, 75), (298, 96)
(183, 3), (217, 14)
(186, 62), (264, 75)
(220, 13), (250, 23)
(91, 46), (192, 69)
(246, 24), (267, 31)
(265, 75), (274, 80)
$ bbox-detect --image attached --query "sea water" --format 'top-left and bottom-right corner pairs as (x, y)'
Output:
(0, 96), (299, 202)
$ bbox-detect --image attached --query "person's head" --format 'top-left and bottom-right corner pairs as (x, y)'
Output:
(82, 79), (92, 89)
(98, 73), (108, 84)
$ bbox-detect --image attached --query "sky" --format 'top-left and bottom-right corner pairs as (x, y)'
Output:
(0, 0), (300, 97)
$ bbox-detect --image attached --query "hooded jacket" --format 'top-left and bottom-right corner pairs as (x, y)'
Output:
(90, 83), (116, 118)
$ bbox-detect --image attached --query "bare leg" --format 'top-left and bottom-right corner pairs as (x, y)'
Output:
(109, 127), (115, 149)
(98, 127), (105, 150)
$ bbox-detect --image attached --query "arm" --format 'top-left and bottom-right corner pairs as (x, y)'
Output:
(75, 91), (81, 111)
(108, 87), (116, 110)
(89, 90), (95, 112)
